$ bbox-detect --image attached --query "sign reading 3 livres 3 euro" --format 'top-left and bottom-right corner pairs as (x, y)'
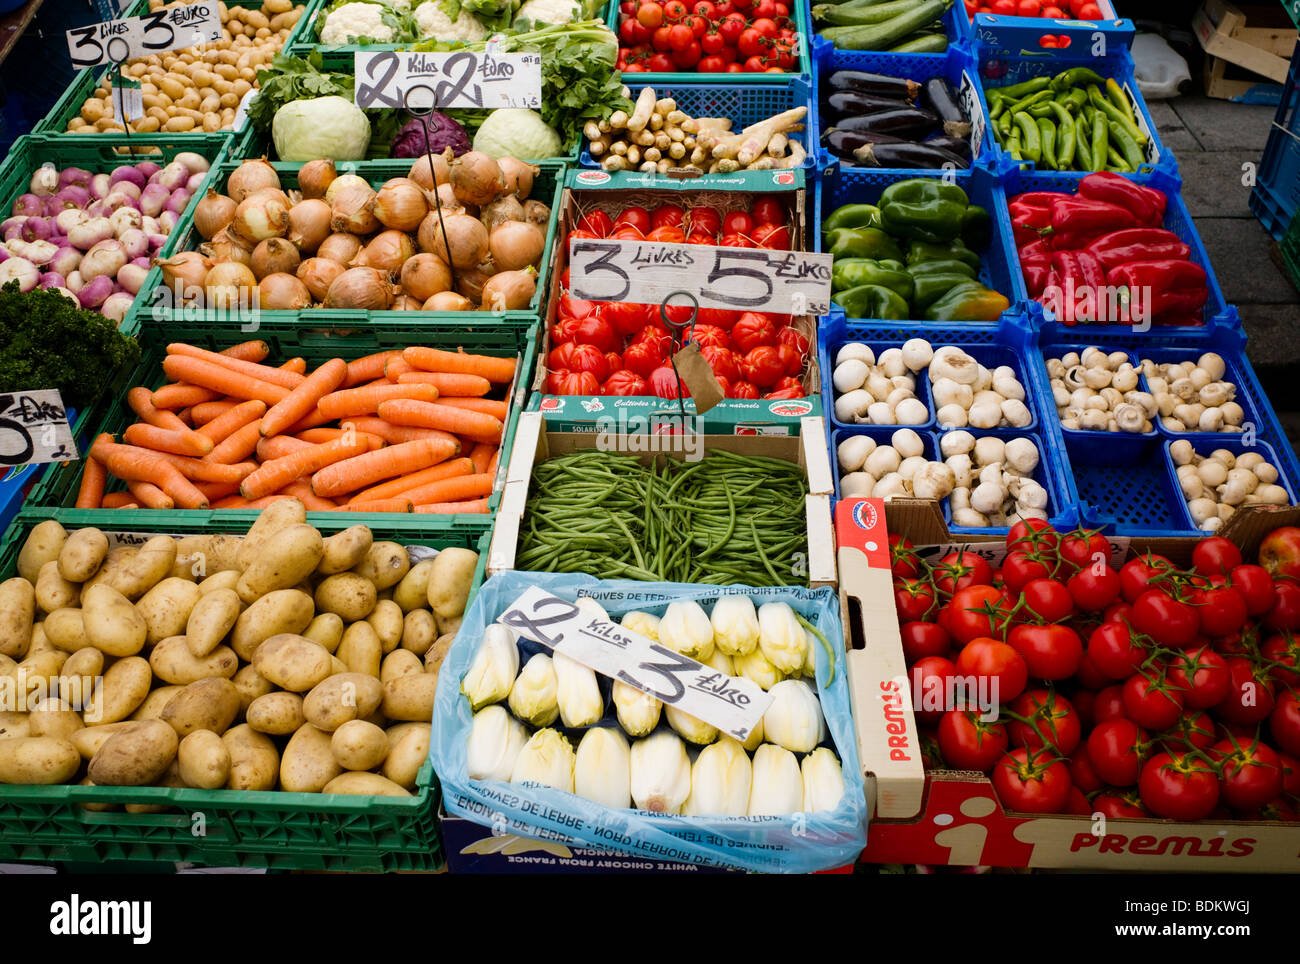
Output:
(569, 239), (833, 316)
(354, 50), (542, 110)
(66, 3), (223, 68)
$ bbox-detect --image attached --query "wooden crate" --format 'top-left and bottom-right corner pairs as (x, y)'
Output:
(1193, 0), (1297, 99)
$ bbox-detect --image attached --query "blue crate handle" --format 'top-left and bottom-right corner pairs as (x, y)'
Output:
(972, 12), (1134, 58)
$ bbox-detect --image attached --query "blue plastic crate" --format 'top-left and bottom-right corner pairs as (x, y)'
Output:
(815, 163), (1023, 323)
(1033, 344), (1157, 464)
(997, 166), (1235, 338)
(812, 39), (993, 175)
(1159, 437), (1299, 535)
(1251, 44), (1300, 241)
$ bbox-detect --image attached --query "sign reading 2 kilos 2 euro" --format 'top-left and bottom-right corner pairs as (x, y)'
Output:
(67, 2), (223, 68)
(354, 50), (542, 110)
(569, 239), (833, 316)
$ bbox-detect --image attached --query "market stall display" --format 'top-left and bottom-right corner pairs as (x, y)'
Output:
(612, 0), (807, 75)
(812, 0), (957, 52)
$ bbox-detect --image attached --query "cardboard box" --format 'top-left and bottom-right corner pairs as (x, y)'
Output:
(1194, 0), (1297, 99)
(838, 496), (1300, 871)
(531, 169), (823, 436)
(488, 410), (837, 588)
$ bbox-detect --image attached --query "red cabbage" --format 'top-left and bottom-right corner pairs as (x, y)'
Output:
(392, 114), (471, 159)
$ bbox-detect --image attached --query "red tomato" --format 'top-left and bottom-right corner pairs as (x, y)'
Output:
(670, 40), (701, 67)
(1094, 791), (1148, 819)
(685, 13), (707, 37)
(647, 365), (687, 399)
(612, 225), (648, 241)
(645, 224), (686, 244)
(728, 380), (759, 399)
(1195, 584), (1248, 637)
(1067, 563), (1121, 611)
(751, 223), (790, 249)
(636, 1), (664, 27)
(991, 748), (1071, 813)
(1008, 689), (1080, 754)
(662, 0), (687, 18)
(1139, 752), (1220, 820)
(1260, 527), (1300, 580)
(686, 206), (722, 237)
(1122, 670), (1185, 730)
(546, 370), (599, 395)
(893, 578), (936, 622)
(557, 292), (599, 321)
(947, 585), (1008, 645)
(1193, 537), (1243, 576)
(1232, 564), (1278, 616)
(1092, 684), (1127, 724)
(1120, 553), (1175, 603)
(775, 326), (808, 354)
(1075, 649), (1114, 690)
(1087, 621), (1148, 680)
(1078, 1), (1102, 15)
(1020, 578), (1074, 623)
(889, 534), (920, 579)
(1068, 744), (1102, 793)
(730, 313), (777, 353)
(1214, 656), (1275, 724)
(695, 54), (725, 71)
(700, 345), (739, 383)
(938, 710), (1008, 772)
(601, 370), (648, 396)
(1265, 581), (1300, 631)
(1001, 551), (1051, 594)
(956, 637), (1028, 704)
(689, 324), (729, 351)
(614, 206), (651, 233)
(911, 656), (957, 724)
(722, 212), (755, 236)
(719, 231), (754, 247)
(1042, 4), (1065, 15)
(900, 621), (952, 662)
(1087, 718), (1150, 786)
(774, 344), (802, 377)
(1007, 623), (1083, 680)
(1017, 0), (1041, 12)
(601, 302), (647, 339)
(576, 210), (614, 237)
(548, 343), (609, 383)
(750, 197), (785, 226)
(1172, 708), (1217, 751)
(1210, 738), (1283, 810)
(699, 30), (725, 55)
(1262, 632), (1300, 687)
(741, 346), (785, 388)
(649, 205), (684, 230)
(718, 11), (745, 44)
(1167, 645), (1230, 708)
(571, 315), (620, 354)
(1131, 588), (1200, 648)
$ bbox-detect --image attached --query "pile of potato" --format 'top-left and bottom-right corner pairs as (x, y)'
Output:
(0, 500), (477, 803)
(68, 0), (304, 135)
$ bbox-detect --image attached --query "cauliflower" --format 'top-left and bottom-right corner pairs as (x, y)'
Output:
(413, 0), (488, 40)
(321, 1), (397, 42)
(513, 0), (579, 24)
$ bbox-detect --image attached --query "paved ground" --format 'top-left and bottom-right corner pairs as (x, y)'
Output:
(1148, 96), (1300, 452)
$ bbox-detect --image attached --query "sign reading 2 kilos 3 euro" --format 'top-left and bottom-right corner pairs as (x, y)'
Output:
(498, 586), (772, 742)
(569, 239), (833, 316)
(354, 50), (542, 110)
(67, 2), (223, 68)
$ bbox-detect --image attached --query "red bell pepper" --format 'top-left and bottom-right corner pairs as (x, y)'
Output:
(1107, 260), (1208, 320)
(1023, 264), (1052, 297)
(1019, 239), (1054, 267)
(1077, 172), (1167, 227)
(1048, 196), (1139, 238)
(1010, 195), (1055, 247)
(1084, 228), (1191, 272)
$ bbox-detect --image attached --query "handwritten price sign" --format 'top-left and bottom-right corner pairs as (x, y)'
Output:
(67, 2), (222, 68)
(569, 239), (833, 316)
(353, 50), (542, 110)
(0, 391), (77, 466)
(497, 586), (771, 742)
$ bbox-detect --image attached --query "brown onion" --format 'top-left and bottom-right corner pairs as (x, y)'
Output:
(231, 192), (290, 245)
(455, 264), (495, 305)
(355, 230), (414, 275)
(392, 295), (424, 311)
(489, 220), (544, 272)
(497, 158), (539, 200)
(523, 199), (550, 227)
(194, 189), (237, 240)
(258, 272), (312, 310)
(418, 212), (488, 269)
(480, 267), (536, 311)
(317, 232), (363, 265)
(204, 261), (257, 310)
(371, 179), (429, 232)
(400, 253), (452, 302)
(287, 199), (332, 254)
(325, 266), (394, 310)
(424, 291), (472, 311)
(297, 159), (337, 200)
(156, 251), (211, 297)
(325, 173), (369, 206)
(330, 183), (379, 235)
(450, 151), (506, 207)
(408, 148), (453, 192)
(250, 237), (301, 280)
(480, 195), (525, 231)
(298, 257), (345, 301)
(200, 228), (252, 266)
(227, 158), (280, 203)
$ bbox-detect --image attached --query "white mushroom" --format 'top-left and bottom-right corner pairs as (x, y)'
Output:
(891, 429), (924, 459)
(930, 350), (979, 385)
(901, 338), (933, 372)
(973, 389), (1006, 408)
(1084, 367), (1112, 390)
(978, 462), (1004, 486)
(940, 431), (975, 457)
(892, 374), (916, 391)
(1170, 440), (1195, 466)
(1198, 352), (1226, 381)
(950, 486), (971, 510)
(1221, 402), (1244, 427)
(885, 387), (915, 409)
(1208, 449), (1236, 468)
(1002, 399), (1033, 428)
(1080, 410), (1109, 431)
(1196, 460), (1228, 488)
(1156, 393), (1178, 417)
(968, 401), (1002, 429)
(1189, 367), (1213, 391)
(973, 436), (1005, 467)
(1111, 403), (1144, 433)
(837, 435), (876, 473)
(932, 378), (973, 410)
(1254, 484), (1291, 505)
(1112, 368), (1139, 392)
(973, 365), (993, 392)
(1187, 497), (1217, 526)
(873, 475), (909, 500)
(1080, 347), (1107, 368)
(1099, 387), (1125, 410)
(1004, 438), (1040, 475)
(864, 446), (901, 479)
(946, 454), (973, 487)
(1046, 359), (1066, 378)
(951, 507), (989, 528)
(836, 343), (874, 367)
(1016, 479), (1049, 510)
(935, 403), (968, 428)
(866, 371), (894, 402)
(1052, 383), (1071, 408)
(898, 455), (928, 482)
(1084, 395), (1108, 412)
(1178, 473), (1205, 502)
(913, 462), (955, 501)
(841, 472), (875, 498)
(971, 481), (1005, 515)
(1198, 408), (1225, 433)
(866, 402), (897, 425)
(1147, 376), (1169, 396)
(1200, 517), (1224, 533)
(1162, 417), (1187, 432)
(1255, 462), (1279, 484)
(1235, 452), (1264, 471)
(834, 389), (872, 423)
(877, 348), (906, 378)
(1061, 351), (1081, 367)
(895, 398), (929, 425)
(1170, 377), (1196, 401)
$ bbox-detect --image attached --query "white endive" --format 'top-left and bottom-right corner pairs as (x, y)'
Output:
(466, 705), (528, 781)
(510, 728), (575, 792)
(508, 653), (559, 727)
(801, 747), (845, 813)
(575, 597), (611, 623)
(684, 737), (752, 817)
(554, 650), (604, 728)
(461, 625), (519, 711)
(710, 596), (760, 656)
(612, 680), (661, 738)
(574, 727), (631, 809)
(665, 704), (719, 746)
(748, 743), (804, 816)
(702, 647), (734, 676)
(733, 647), (784, 692)
(763, 679), (826, 754)
(629, 730), (692, 814)
(741, 715), (765, 752)
(758, 602), (807, 675)
(621, 610), (661, 641)
(801, 627), (819, 679)
(658, 600), (715, 661)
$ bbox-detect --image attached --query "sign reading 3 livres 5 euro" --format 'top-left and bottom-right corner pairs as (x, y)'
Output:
(569, 239), (833, 316)
(353, 50), (542, 110)
(67, 3), (223, 68)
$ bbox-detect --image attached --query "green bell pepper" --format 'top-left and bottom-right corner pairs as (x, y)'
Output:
(836, 283), (910, 320)
(828, 227), (905, 262)
(924, 281), (1011, 322)
(822, 203), (883, 234)
(913, 272), (976, 310)
(877, 178), (969, 244)
(906, 239), (980, 269)
(831, 258), (915, 301)
(907, 258), (977, 279)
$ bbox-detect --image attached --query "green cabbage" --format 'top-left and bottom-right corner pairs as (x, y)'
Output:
(272, 96), (372, 161)
(471, 108), (562, 160)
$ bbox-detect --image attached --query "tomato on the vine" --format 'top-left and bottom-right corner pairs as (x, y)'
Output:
(1092, 684), (1127, 724)
(1167, 645), (1230, 709)
(937, 710), (1009, 772)
(1068, 744), (1103, 793)
(1264, 581), (1300, 631)
(1001, 551), (1052, 593)
(1094, 790), (1148, 819)
(1120, 553), (1175, 603)
(889, 534), (921, 579)
(1122, 669), (1185, 731)
(1170, 708), (1217, 751)
(1195, 584), (1248, 637)
(1193, 537), (1243, 576)
(991, 747), (1071, 813)
(1087, 621), (1148, 680)
(911, 656), (956, 724)
(1131, 588), (1200, 648)
(1211, 738), (1283, 810)
(1008, 689), (1080, 754)
(1007, 623), (1083, 680)
(1214, 655), (1275, 724)
(900, 621), (952, 662)
(947, 585), (1008, 645)
(1087, 718), (1150, 786)
(1057, 527), (1109, 571)
(932, 550), (994, 595)
(956, 637), (1028, 704)
(894, 578), (937, 623)
(1020, 578), (1075, 623)
(1068, 563), (1122, 611)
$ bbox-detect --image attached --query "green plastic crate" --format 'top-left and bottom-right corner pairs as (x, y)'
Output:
(0, 508), (488, 872)
(36, 0), (318, 146)
(25, 321), (538, 530)
(128, 156), (563, 331)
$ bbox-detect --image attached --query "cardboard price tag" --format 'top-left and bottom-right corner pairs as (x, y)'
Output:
(497, 586), (771, 741)
(569, 239), (832, 316)
(67, 2), (223, 68)
(0, 390), (77, 467)
(353, 50), (542, 110)
(960, 71), (985, 160)
(669, 342), (723, 414)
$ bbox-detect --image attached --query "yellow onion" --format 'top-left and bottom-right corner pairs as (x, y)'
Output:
(424, 291), (472, 311)
(199, 228), (252, 266)
(497, 158), (538, 200)
(227, 158), (280, 203)
(489, 220), (544, 272)
(325, 266), (394, 310)
(455, 265), (494, 305)
(408, 148), (453, 192)
(371, 178), (429, 232)
(204, 261), (256, 310)
(231, 192), (290, 245)
(450, 151), (506, 207)
(434, 182), (464, 214)
(419, 213), (488, 269)
(481, 268), (536, 311)
(330, 183), (379, 235)
(258, 272), (312, 310)
(193, 189), (237, 240)
(297, 159), (337, 200)
(400, 253), (452, 302)
(250, 237), (301, 280)
(325, 173), (369, 206)
(287, 199), (332, 254)
(355, 230), (414, 275)
(392, 294), (424, 310)
(156, 250), (211, 297)
(297, 257), (345, 302)
(317, 232), (363, 265)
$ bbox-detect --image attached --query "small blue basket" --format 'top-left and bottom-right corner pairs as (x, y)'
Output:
(1160, 437), (1300, 535)
(1032, 343), (1157, 465)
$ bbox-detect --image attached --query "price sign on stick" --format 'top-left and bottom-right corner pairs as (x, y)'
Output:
(66, 2), (223, 68)
(0, 391), (77, 467)
(498, 586), (772, 742)
(569, 239), (833, 316)
(353, 50), (542, 110)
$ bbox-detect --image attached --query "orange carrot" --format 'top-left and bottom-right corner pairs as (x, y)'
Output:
(436, 397), (510, 421)
(162, 355), (290, 406)
(123, 422), (215, 458)
(127, 480), (175, 509)
(295, 427), (385, 450)
(395, 371), (492, 396)
(257, 435), (310, 462)
(127, 387), (190, 432)
(282, 357), (308, 375)
(281, 407), (335, 436)
(311, 438), (456, 498)
(348, 456), (474, 504)
(377, 399), (503, 443)
(261, 357), (347, 438)
(317, 383), (439, 420)
(90, 438), (209, 509)
(197, 399), (267, 445)
(222, 340), (271, 363)
(468, 442), (495, 475)
(204, 420), (262, 464)
(402, 472), (494, 507)
(167, 343), (306, 389)
(403, 346), (517, 383)
(384, 357), (415, 380)
(195, 480), (241, 502)
(152, 452), (254, 484)
(240, 435), (371, 501)
(151, 382), (222, 410)
(99, 492), (138, 509)
(75, 442), (109, 509)
(176, 407), (195, 427)
(341, 418), (460, 450)
(414, 498), (491, 514)
(281, 480), (338, 511)
(345, 351), (403, 388)
(190, 400), (238, 426)
(487, 447), (501, 478)
(342, 498), (413, 513)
